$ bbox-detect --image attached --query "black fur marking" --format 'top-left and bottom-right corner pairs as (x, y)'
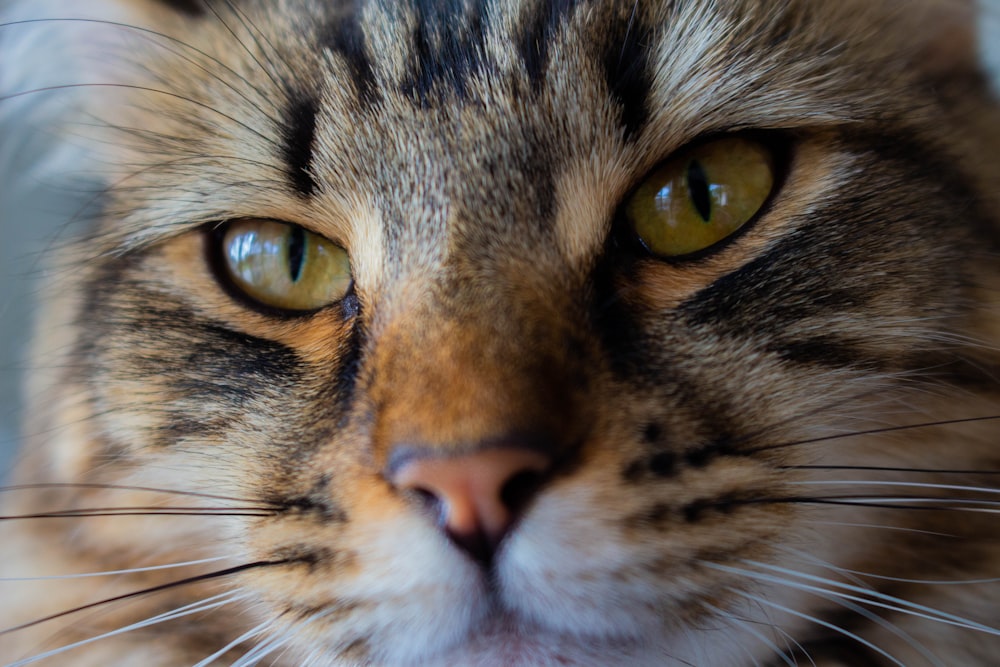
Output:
(322, 1), (381, 106)
(518, 0), (578, 90)
(649, 451), (678, 477)
(683, 491), (758, 523)
(622, 451), (677, 482)
(282, 94), (320, 197)
(275, 494), (347, 523)
(623, 459), (646, 483)
(402, 0), (491, 104)
(684, 436), (739, 468)
(174, 322), (305, 403)
(771, 335), (877, 370)
(642, 422), (662, 444)
(603, 8), (654, 142)
(330, 322), (365, 421)
(156, 0), (206, 16)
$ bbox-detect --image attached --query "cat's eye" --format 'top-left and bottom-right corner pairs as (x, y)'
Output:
(625, 137), (776, 258)
(219, 219), (352, 312)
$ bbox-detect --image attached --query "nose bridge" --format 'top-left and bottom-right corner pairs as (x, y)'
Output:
(367, 279), (582, 459)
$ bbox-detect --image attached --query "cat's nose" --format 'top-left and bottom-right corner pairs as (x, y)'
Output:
(389, 446), (552, 563)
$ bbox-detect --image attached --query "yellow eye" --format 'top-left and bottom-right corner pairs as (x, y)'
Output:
(220, 219), (352, 312)
(625, 137), (776, 258)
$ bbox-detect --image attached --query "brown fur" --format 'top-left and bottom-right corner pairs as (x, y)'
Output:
(1, 0), (999, 665)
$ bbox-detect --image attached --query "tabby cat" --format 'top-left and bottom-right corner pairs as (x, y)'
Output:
(1, 0), (999, 665)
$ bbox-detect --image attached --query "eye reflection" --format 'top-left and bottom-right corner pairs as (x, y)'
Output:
(219, 219), (353, 312)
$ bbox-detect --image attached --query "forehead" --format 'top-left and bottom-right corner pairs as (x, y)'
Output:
(106, 0), (935, 256)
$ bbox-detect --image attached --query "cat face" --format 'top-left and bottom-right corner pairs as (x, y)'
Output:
(2, 0), (999, 665)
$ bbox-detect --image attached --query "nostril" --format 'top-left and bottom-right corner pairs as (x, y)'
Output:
(500, 469), (545, 516)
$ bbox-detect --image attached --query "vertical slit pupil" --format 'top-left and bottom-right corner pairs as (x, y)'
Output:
(686, 160), (712, 222)
(287, 227), (307, 283)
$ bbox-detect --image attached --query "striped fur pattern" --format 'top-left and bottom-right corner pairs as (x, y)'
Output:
(1, 0), (999, 665)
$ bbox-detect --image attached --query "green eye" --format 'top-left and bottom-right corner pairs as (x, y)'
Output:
(221, 219), (352, 311)
(625, 137), (776, 258)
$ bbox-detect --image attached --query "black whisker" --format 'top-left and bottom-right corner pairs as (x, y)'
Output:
(0, 508), (276, 520)
(0, 483), (276, 504)
(0, 84), (278, 147)
(710, 495), (1000, 512)
(0, 17), (279, 122)
(746, 415), (1000, 455)
(203, 0), (284, 92)
(0, 560), (292, 636)
(217, 0), (293, 87)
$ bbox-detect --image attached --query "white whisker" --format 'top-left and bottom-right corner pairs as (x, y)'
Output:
(736, 591), (906, 667)
(712, 561), (1000, 636)
(0, 556), (230, 581)
(783, 547), (1000, 586)
(8, 592), (248, 667)
(807, 520), (955, 538)
(812, 497), (1000, 509)
(230, 605), (345, 667)
(789, 480), (1000, 495)
(703, 602), (796, 667)
(193, 619), (275, 667)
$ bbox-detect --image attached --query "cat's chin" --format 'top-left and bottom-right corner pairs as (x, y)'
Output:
(400, 612), (650, 667)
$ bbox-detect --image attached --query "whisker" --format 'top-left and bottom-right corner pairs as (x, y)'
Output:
(0, 560), (291, 636)
(7, 591), (248, 667)
(811, 586), (945, 667)
(806, 519), (956, 538)
(716, 561), (1000, 637)
(782, 464), (1000, 475)
(0, 483), (276, 504)
(720, 495), (1000, 512)
(746, 415), (1000, 455)
(735, 591), (906, 667)
(0, 556), (230, 581)
(702, 602), (796, 667)
(218, 0), (298, 94)
(0, 17), (280, 120)
(782, 546), (1000, 586)
(231, 632), (298, 667)
(787, 480), (1000, 495)
(729, 564), (956, 667)
(203, 0), (284, 93)
(193, 619), (275, 667)
(0, 507), (276, 520)
(0, 83), (279, 147)
(231, 605), (345, 667)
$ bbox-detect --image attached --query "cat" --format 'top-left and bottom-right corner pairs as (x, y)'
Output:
(1, 0), (999, 665)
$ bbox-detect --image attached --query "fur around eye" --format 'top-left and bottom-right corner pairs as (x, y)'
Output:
(625, 136), (776, 258)
(219, 219), (352, 312)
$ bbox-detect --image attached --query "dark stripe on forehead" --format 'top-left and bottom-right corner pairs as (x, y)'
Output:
(281, 92), (319, 197)
(518, 0), (579, 90)
(603, 6), (654, 142)
(402, 0), (489, 104)
(322, 1), (381, 107)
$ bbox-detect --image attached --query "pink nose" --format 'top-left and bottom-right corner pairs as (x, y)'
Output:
(390, 446), (552, 562)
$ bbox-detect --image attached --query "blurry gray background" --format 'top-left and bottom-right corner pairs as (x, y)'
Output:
(1, 6), (999, 479)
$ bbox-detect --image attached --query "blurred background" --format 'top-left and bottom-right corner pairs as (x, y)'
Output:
(1, 7), (1000, 479)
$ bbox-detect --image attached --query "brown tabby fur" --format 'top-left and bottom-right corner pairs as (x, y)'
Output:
(1, 0), (999, 665)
